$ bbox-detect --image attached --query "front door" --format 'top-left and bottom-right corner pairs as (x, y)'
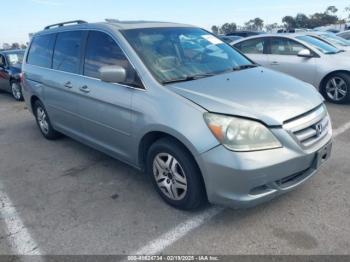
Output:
(74, 30), (136, 162)
(266, 37), (317, 85)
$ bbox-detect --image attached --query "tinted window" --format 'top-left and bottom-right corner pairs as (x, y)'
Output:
(270, 38), (305, 55)
(27, 34), (55, 68)
(235, 38), (266, 54)
(53, 31), (83, 74)
(84, 31), (132, 80)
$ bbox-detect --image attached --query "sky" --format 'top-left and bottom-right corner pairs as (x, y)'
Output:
(1, 0), (349, 44)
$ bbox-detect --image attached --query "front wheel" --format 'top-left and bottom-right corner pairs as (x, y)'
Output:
(321, 73), (350, 104)
(11, 82), (23, 101)
(146, 138), (206, 210)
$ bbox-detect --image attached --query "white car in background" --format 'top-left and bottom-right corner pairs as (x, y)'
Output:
(337, 30), (350, 40)
(233, 34), (350, 104)
(305, 31), (350, 51)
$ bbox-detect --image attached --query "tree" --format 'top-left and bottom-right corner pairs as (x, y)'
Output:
(219, 23), (237, 34)
(2, 43), (10, 50)
(295, 13), (309, 28)
(211, 25), (219, 35)
(20, 44), (27, 49)
(282, 16), (296, 29)
(346, 6), (350, 19)
(265, 23), (279, 32)
(253, 17), (264, 31)
(326, 6), (338, 14)
(11, 43), (20, 49)
(243, 18), (264, 31)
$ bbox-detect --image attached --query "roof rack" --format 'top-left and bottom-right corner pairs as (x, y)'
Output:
(44, 20), (87, 30)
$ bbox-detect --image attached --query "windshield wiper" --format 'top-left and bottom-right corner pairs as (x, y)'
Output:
(232, 64), (259, 71)
(162, 73), (215, 85)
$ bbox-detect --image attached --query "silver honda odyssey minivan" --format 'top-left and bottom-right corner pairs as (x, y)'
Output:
(22, 20), (333, 210)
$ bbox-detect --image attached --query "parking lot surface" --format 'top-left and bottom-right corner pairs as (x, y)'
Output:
(0, 92), (349, 255)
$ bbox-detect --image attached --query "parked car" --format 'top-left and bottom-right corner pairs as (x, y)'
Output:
(218, 35), (242, 45)
(233, 34), (350, 103)
(0, 49), (25, 101)
(306, 31), (350, 51)
(277, 28), (310, 33)
(22, 20), (332, 210)
(226, 31), (263, 38)
(337, 30), (350, 40)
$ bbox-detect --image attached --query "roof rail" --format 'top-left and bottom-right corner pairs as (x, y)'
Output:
(44, 20), (87, 30)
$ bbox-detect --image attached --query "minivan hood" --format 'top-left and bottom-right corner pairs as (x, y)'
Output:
(168, 67), (323, 126)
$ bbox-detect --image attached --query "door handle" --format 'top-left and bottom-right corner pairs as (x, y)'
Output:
(271, 61), (279, 65)
(64, 81), (73, 88)
(79, 85), (90, 93)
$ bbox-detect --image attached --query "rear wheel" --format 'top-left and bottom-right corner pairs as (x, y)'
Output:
(34, 100), (61, 140)
(11, 82), (23, 101)
(321, 73), (350, 104)
(146, 138), (206, 210)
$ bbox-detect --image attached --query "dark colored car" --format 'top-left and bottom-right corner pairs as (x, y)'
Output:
(0, 49), (25, 101)
(218, 35), (242, 44)
(226, 31), (263, 38)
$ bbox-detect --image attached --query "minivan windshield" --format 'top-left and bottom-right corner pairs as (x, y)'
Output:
(122, 27), (254, 84)
(296, 35), (340, 54)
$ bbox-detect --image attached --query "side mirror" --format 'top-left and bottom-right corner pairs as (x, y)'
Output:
(100, 65), (127, 83)
(297, 49), (313, 58)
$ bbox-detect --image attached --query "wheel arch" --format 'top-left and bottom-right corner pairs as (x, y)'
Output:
(137, 130), (208, 198)
(30, 95), (41, 113)
(319, 70), (350, 90)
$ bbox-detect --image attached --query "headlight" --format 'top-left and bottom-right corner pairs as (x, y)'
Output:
(204, 113), (281, 152)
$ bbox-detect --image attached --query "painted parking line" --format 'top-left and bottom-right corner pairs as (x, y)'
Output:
(0, 181), (42, 256)
(134, 206), (224, 256)
(333, 121), (350, 138)
(132, 120), (350, 256)
(1, 120), (349, 256)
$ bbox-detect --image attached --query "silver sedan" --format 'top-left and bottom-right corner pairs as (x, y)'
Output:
(233, 34), (350, 104)
(303, 31), (350, 51)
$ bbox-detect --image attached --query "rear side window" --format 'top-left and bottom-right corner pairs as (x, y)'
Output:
(83, 31), (132, 79)
(27, 34), (56, 68)
(53, 31), (83, 74)
(235, 38), (265, 54)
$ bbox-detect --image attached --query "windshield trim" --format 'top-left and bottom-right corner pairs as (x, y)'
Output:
(120, 27), (256, 85)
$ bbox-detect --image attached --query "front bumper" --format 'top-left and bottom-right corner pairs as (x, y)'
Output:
(198, 135), (332, 209)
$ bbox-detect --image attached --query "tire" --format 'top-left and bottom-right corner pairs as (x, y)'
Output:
(320, 72), (350, 104)
(11, 82), (24, 101)
(33, 100), (61, 140)
(146, 138), (206, 210)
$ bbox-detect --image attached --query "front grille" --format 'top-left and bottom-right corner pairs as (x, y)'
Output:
(284, 105), (331, 149)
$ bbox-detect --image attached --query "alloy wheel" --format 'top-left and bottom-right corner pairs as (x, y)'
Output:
(36, 107), (49, 135)
(11, 83), (22, 100)
(326, 77), (348, 102)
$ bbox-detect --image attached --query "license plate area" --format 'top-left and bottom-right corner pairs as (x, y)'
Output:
(316, 142), (332, 168)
